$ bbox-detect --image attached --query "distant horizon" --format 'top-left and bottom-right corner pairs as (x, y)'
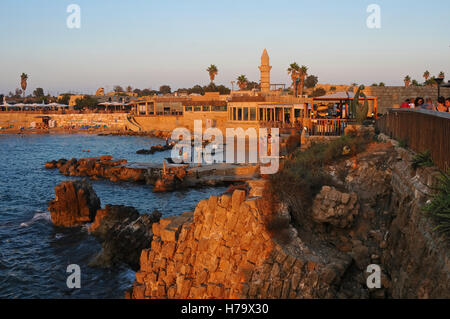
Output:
(1, 0), (449, 96)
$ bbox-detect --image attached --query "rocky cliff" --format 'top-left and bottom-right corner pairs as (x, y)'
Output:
(128, 136), (450, 299)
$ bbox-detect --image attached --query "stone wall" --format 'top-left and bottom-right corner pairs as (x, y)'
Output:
(363, 86), (450, 114)
(379, 138), (450, 298)
(129, 189), (352, 299)
(134, 112), (229, 133)
(0, 112), (129, 129)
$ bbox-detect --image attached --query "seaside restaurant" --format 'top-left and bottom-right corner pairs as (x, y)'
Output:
(227, 101), (312, 126)
(131, 98), (186, 116)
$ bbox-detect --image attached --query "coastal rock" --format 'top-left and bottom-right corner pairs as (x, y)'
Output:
(48, 156), (147, 184)
(137, 143), (173, 155)
(129, 191), (352, 299)
(89, 205), (162, 270)
(153, 166), (187, 192)
(312, 186), (359, 228)
(49, 180), (101, 227)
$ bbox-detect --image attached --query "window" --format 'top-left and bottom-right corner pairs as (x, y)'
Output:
(212, 105), (227, 112)
(250, 108), (256, 121)
(237, 108), (242, 121)
(185, 106), (193, 112)
(202, 105), (210, 112)
(232, 107), (236, 121)
(243, 107), (249, 121)
(194, 106), (201, 112)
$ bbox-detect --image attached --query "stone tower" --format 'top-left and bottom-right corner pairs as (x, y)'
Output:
(259, 49), (272, 93)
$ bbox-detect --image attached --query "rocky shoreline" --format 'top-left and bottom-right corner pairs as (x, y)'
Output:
(45, 156), (260, 192)
(48, 179), (162, 270)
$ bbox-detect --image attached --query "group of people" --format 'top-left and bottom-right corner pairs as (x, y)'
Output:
(401, 97), (450, 112)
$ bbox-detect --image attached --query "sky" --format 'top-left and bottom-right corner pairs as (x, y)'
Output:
(1, 0), (449, 95)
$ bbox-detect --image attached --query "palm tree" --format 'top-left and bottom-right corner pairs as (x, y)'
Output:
(404, 75), (411, 87)
(423, 70), (430, 81)
(298, 65), (308, 97)
(438, 71), (445, 79)
(287, 63), (300, 96)
(20, 73), (28, 98)
(207, 65), (218, 83)
(237, 75), (248, 90)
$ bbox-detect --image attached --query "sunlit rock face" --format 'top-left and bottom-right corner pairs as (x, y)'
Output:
(49, 180), (101, 227)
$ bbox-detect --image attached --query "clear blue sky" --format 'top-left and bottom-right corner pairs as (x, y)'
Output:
(1, 0), (449, 95)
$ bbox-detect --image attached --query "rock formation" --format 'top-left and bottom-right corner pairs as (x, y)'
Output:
(128, 190), (353, 299)
(49, 180), (101, 227)
(45, 156), (147, 183)
(137, 143), (173, 155)
(128, 136), (450, 299)
(312, 186), (359, 228)
(89, 205), (161, 270)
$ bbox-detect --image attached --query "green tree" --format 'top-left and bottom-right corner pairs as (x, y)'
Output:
(20, 73), (28, 98)
(206, 65), (218, 83)
(159, 85), (171, 95)
(298, 65), (308, 97)
(237, 75), (248, 90)
(379, 82), (385, 87)
(304, 75), (318, 89)
(33, 87), (44, 97)
(423, 70), (430, 81)
(113, 85), (124, 93)
(75, 96), (98, 110)
(287, 63), (300, 96)
(57, 94), (71, 105)
(404, 75), (411, 87)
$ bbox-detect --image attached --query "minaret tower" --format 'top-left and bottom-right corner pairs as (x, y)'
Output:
(259, 48), (272, 93)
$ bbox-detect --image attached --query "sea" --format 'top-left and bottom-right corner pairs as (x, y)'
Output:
(0, 134), (226, 298)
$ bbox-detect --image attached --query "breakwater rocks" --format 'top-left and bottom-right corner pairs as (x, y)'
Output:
(45, 155), (147, 183)
(49, 180), (101, 227)
(45, 156), (260, 192)
(48, 180), (161, 269)
(137, 143), (173, 155)
(98, 130), (172, 139)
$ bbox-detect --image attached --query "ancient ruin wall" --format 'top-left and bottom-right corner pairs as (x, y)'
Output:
(129, 190), (350, 299)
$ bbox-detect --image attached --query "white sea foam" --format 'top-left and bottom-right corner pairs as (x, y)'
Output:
(20, 211), (51, 228)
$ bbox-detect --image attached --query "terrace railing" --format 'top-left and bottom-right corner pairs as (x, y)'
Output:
(308, 118), (352, 136)
(376, 108), (450, 171)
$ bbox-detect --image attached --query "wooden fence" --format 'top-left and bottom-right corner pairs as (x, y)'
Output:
(309, 119), (352, 136)
(376, 109), (450, 171)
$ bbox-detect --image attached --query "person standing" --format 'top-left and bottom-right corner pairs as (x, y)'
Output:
(400, 99), (411, 109)
(436, 97), (447, 112)
(445, 98), (450, 112)
(422, 98), (434, 110)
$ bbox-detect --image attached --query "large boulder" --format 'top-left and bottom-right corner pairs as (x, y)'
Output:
(312, 186), (359, 228)
(89, 205), (161, 270)
(49, 180), (101, 227)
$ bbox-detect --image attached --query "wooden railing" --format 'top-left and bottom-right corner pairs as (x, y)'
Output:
(309, 119), (352, 136)
(376, 109), (450, 171)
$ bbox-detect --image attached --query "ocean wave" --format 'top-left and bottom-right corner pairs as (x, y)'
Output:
(20, 211), (51, 228)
